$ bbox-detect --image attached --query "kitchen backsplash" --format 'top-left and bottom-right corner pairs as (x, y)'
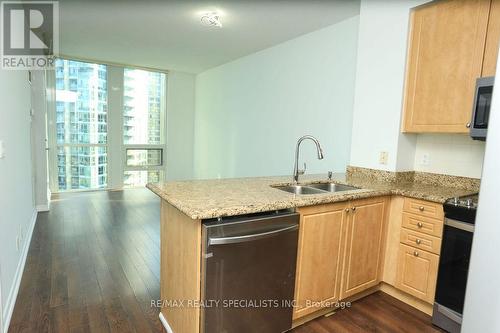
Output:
(413, 134), (485, 179)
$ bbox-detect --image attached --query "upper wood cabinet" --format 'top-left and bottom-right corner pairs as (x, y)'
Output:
(293, 202), (348, 320)
(402, 0), (499, 133)
(340, 197), (387, 299)
(483, 0), (500, 76)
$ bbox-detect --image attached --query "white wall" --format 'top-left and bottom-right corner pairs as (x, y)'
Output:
(166, 71), (195, 180)
(349, 0), (430, 171)
(193, 16), (360, 179)
(462, 53), (500, 333)
(0, 70), (36, 331)
(414, 134), (485, 178)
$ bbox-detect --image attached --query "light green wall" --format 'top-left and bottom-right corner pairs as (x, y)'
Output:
(166, 71), (195, 180)
(193, 16), (360, 179)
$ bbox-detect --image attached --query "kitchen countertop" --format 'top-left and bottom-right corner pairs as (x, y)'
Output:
(146, 172), (479, 220)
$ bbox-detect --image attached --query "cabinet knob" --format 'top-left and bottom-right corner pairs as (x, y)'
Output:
(345, 208), (350, 213)
(418, 206), (425, 212)
(351, 207), (356, 212)
(466, 123), (471, 128)
(413, 251), (419, 257)
(417, 222), (423, 228)
(416, 239), (421, 245)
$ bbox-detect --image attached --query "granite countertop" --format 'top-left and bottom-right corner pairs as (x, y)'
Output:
(146, 171), (480, 220)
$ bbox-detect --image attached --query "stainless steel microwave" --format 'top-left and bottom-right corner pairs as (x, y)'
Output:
(470, 76), (494, 141)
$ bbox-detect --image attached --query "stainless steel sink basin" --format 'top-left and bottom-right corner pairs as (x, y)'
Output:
(307, 183), (359, 192)
(273, 183), (360, 195)
(274, 185), (327, 195)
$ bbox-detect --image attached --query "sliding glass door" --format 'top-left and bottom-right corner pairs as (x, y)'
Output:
(54, 59), (108, 191)
(49, 59), (166, 192)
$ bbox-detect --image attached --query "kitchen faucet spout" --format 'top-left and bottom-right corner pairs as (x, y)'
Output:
(293, 135), (324, 183)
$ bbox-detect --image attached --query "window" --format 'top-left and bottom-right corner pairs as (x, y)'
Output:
(125, 149), (162, 167)
(54, 59), (108, 191)
(50, 59), (167, 192)
(122, 68), (166, 187)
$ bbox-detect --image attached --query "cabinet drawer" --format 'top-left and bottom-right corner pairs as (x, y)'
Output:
(402, 213), (443, 238)
(403, 198), (444, 220)
(396, 244), (439, 304)
(400, 227), (442, 255)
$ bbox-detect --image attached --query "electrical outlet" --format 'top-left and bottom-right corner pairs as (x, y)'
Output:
(379, 151), (389, 165)
(420, 153), (430, 166)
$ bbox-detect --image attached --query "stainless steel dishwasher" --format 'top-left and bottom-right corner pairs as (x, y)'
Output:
(201, 210), (299, 333)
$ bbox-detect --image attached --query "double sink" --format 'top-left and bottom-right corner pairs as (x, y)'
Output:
(274, 183), (359, 195)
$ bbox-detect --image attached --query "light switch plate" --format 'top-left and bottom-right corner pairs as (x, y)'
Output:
(379, 151), (388, 165)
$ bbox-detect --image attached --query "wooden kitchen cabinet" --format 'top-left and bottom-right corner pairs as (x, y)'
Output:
(402, 0), (492, 133)
(340, 197), (387, 299)
(293, 202), (348, 320)
(396, 244), (439, 304)
(483, 0), (500, 76)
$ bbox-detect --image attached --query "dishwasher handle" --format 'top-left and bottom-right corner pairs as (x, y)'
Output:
(208, 224), (298, 245)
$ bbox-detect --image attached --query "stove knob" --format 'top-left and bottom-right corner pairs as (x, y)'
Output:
(453, 197), (459, 205)
(466, 199), (473, 207)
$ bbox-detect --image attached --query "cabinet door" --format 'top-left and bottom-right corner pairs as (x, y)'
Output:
(483, 0), (500, 76)
(402, 0), (491, 133)
(340, 197), (386, 299)
(396, 244), (439, 304)
(293, 203), (347, 320)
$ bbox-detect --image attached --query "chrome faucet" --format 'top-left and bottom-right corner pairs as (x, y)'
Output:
(293, 135), (324, 183)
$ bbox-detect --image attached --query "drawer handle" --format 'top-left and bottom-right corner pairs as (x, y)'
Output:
(414, 251), (419, 257)
(416, 239), (421, 245)
(345, 208), (350, 213)
(419, 206), (425, 212)
(417, 222), (423, 228)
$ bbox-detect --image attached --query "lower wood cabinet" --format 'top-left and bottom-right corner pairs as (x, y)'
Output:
(293, 202), (348, 320)
(340, 197), (387, 299)
(395, 243), (439, 304)
(293, 197), (388, 320)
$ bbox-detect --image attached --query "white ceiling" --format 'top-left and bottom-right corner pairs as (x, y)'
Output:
(58, 0), (360, 73)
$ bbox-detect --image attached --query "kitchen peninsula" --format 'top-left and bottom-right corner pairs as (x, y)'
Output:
(147, 167), (479, 333)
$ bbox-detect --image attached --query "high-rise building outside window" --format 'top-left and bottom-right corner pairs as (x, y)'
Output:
(50, 59), (166, 192)
(55, 59), (108, 191)
(122, 68), (166, 187)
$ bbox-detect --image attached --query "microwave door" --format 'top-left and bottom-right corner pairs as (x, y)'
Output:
(474, 86), (492, 128)
(470, 76), (494, 141)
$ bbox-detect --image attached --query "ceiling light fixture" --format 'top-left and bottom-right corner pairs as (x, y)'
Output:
(200, 11), (222, 28)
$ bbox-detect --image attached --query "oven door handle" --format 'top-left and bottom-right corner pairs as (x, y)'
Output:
(445, 218), (475, 233)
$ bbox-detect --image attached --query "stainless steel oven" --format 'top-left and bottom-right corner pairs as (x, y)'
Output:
(470, 76), (494, 140)
(433, 195), (477, 332)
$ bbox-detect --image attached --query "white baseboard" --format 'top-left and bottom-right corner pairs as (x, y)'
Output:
(159, 312), (174, 333)
(2, 208), (37, 333)
(36, 203), (49, 212)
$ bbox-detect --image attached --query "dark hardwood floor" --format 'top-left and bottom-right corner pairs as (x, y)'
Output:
(292, 292), (444, 333)
(9, 189), (443, 333)
(8, 189), (163, 333)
